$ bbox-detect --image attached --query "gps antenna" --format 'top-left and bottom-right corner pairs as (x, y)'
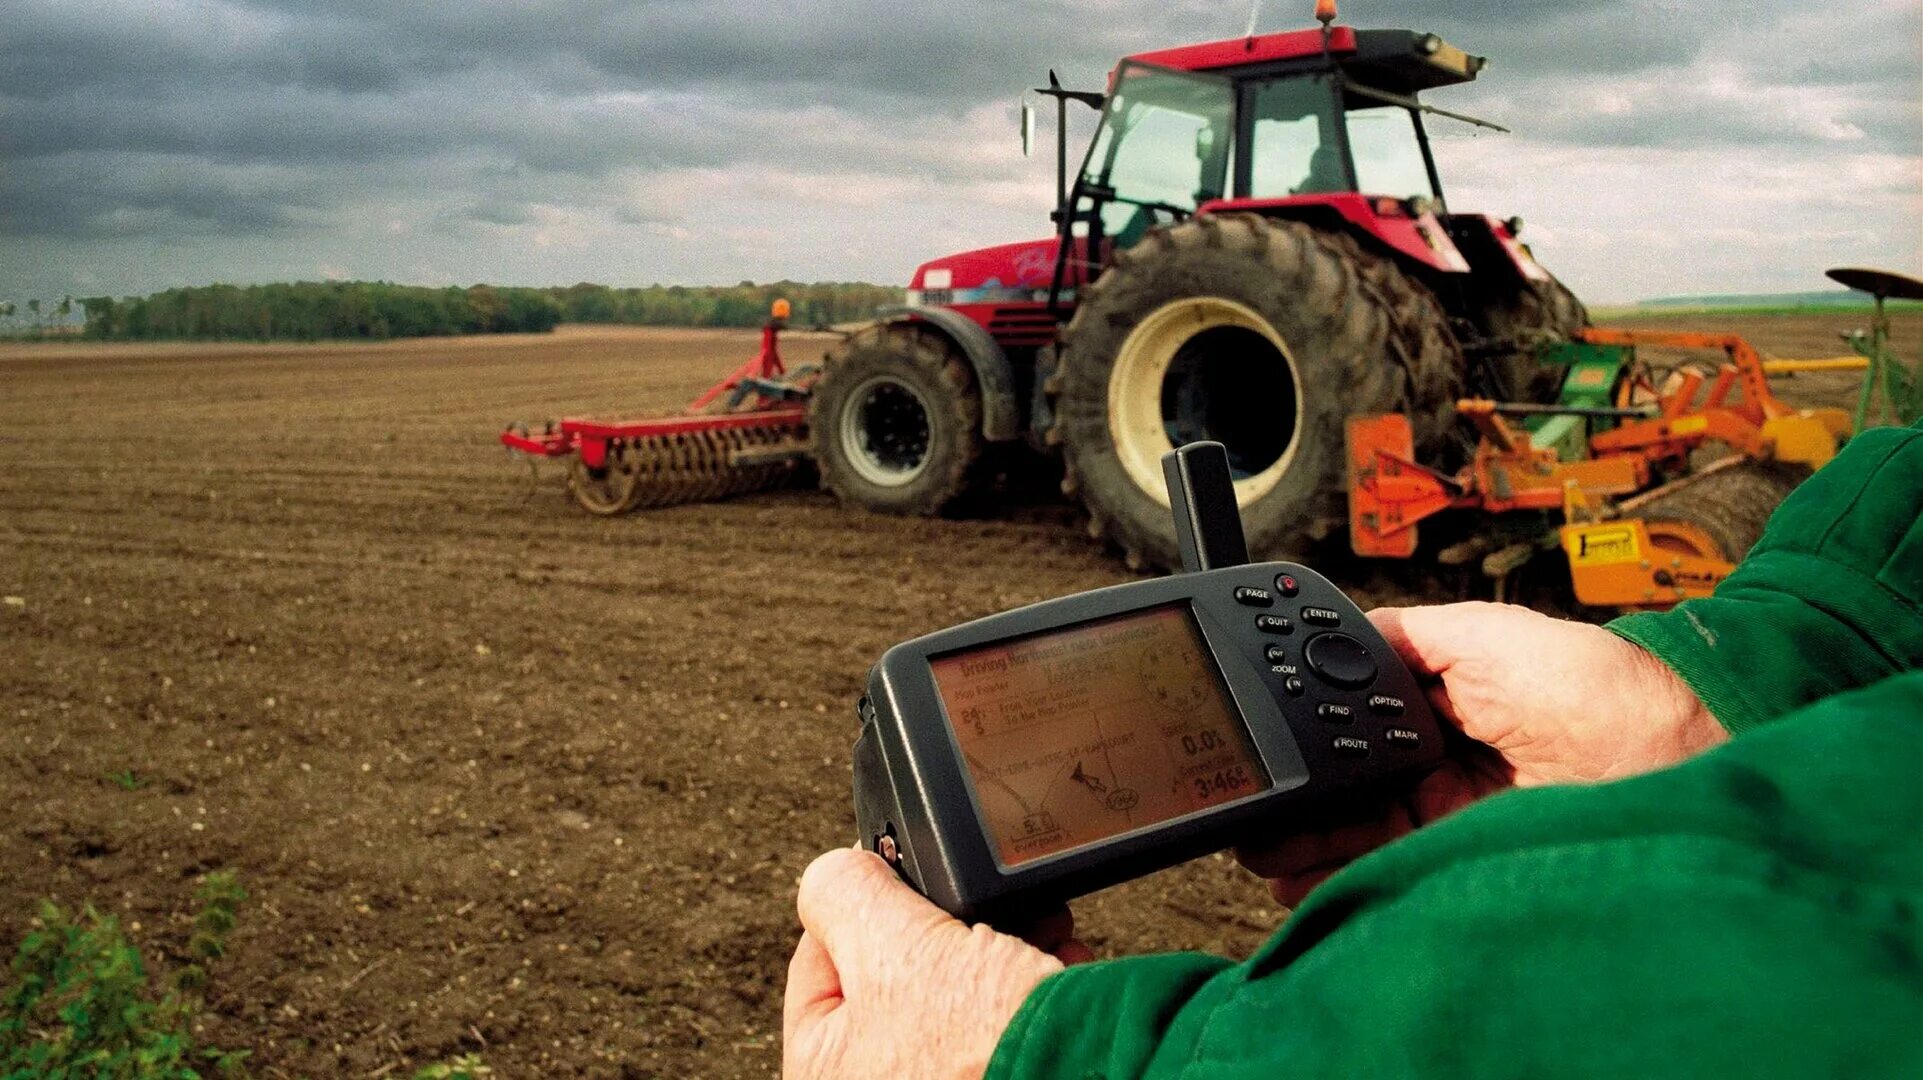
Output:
(1162, 442), (1249, 574)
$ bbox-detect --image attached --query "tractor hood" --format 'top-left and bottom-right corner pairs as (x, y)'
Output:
(906, 237), (1066, 306)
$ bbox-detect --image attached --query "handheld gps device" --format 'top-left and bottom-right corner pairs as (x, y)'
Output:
(851, 442), (1444, 923)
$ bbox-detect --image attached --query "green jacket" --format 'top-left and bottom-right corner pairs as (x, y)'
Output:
(989, 420), (1923, 1080)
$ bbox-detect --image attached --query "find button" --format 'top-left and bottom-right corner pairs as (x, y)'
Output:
(1304, 632), (1377, 690)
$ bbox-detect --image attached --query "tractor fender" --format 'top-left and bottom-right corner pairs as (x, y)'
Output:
(1196, 194), (1472, 275)
(873, 305), (1022, 442)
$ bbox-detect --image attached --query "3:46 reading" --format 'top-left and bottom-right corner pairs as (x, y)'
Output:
(1192, 766), (1253, 800)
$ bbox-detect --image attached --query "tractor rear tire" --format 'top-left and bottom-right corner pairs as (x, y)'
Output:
(1474, 273), (1589, 402)
(1048, 213), (1463, 570)
(1635, 460), (1809, 565)
(810, 322), (983, 516)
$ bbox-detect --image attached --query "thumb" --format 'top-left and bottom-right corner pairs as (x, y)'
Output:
(1367, 602), (1497, 678)
(797, 847), (956, 980)
(784, 930), (840, 1041)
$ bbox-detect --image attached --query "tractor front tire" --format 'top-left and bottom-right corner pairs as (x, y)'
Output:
(1049, 213), (1463, 570)
(810, 322), (982, 516)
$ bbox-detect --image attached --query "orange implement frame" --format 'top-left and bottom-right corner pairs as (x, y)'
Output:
(1577, 327), (1841, 470)
(1346, 326), (1848, 608)
(1347, 406), (1647, 559)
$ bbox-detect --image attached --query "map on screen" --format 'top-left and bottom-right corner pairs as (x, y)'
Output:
(931, 605), (1268, 867)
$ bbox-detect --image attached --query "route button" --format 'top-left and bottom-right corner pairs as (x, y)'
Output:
(1255, 614), (1294, 635)
(1304, 633), (1378, 690)
(1316, 703), (1354, 723)
(1234, 586), (1274, 607)
(1331, 735), (1371, 757)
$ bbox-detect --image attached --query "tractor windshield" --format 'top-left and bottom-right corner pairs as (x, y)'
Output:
(1343, 101), (1437, 201)
(1080, 64), (1234, 246)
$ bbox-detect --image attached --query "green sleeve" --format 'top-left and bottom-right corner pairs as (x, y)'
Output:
(989, 953), (1235, 1079)
(988, 671), (1923, 1080)
(1608, 420), (1923, 734)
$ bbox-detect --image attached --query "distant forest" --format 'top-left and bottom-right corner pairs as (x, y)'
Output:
(51, 280), (904, 342)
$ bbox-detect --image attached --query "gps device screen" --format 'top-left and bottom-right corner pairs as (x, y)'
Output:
(931, 604), (1269, 868)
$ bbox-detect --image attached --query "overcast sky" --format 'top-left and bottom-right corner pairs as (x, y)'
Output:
(3, 0), (1919, 304)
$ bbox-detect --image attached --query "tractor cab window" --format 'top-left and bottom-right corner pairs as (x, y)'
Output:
(1345, 103), (1437, 202)
(1081, 64), (1233, 248)
(1246, 74), (1346, 198)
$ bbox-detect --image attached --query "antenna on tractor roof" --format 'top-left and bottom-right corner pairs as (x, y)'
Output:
(1242, 0), (1263, 38)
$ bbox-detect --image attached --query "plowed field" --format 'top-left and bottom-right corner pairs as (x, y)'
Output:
(3, 312), (1910, 1076)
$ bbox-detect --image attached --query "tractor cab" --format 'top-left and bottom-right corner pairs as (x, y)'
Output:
(1051, 22), (1498, 295)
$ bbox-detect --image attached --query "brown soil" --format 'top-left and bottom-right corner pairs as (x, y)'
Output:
(2, 312), (1913, 1077)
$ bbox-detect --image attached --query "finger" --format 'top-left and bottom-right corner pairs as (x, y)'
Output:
(1002, 905), (1075, 955)
(784, 930), (841, 1040)
(1052, 937), (1097, 966)
(1235, 801), (1412, 882)
(797, 847), (954, 975)
(1268, 865), (1339, 908)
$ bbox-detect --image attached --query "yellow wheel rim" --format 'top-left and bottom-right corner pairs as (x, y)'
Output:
(1106, 296), (1303, 508)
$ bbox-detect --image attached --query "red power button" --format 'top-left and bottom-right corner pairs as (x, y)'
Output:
(1276, 574), (1300, 597)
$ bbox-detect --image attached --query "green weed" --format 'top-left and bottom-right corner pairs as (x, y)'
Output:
(1, 872), (250, 1078)
(4, 872), (487, 1078)
(106, 770), (148, 792)
(411, 1054), (491, 1079)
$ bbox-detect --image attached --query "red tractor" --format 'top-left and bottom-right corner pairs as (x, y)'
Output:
(807, 7), (1585, 569)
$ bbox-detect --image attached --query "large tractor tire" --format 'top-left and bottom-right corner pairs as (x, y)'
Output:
(1634, 459), (1808, 567)
(1474, 272), (1589, 402)
(810, 322), (982, 516)
(1047, 212), (1463, 570)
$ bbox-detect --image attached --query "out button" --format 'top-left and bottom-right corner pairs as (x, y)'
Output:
(1303, 632), (1377, 690)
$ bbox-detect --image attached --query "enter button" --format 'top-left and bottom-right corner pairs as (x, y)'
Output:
(1303, 632), (1378, 690)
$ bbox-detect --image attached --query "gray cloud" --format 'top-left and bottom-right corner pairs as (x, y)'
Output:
(1, 0), (1918, 302)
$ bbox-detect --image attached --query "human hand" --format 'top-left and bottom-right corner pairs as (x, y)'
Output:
(783, 848), (1092, 1080)
(1239, 601), (1723, 905)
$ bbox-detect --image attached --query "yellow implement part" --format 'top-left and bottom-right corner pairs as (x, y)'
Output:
(1762, 357), (1869, 375)
(1762, 414), (1840, 469)
(1560, 518), (1732, 608)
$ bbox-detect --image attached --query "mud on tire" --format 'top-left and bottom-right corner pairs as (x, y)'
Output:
(1473, 273), (1589, 403)
(810, 322), (983, 516)
(1047, 212), (1463, 570)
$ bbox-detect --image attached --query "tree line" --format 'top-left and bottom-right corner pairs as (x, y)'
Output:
(44, 279), (905, 342)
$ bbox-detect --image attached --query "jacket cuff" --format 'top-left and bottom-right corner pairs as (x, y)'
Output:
(1608, 549), (1918, 736)
(988, 953), (1236, 1080)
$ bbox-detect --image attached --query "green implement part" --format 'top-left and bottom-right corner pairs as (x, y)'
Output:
(1527, 341), (1629, 461)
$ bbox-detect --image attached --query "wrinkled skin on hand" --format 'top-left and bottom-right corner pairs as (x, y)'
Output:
(783, 848), (1091, 1080)
(1239, 602), (1725, 905)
